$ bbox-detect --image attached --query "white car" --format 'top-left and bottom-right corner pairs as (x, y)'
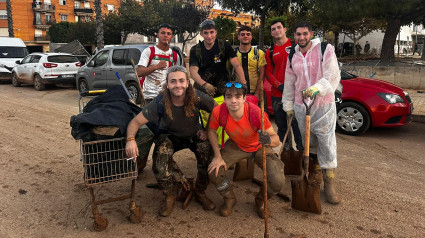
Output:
(11, 52), (81, 90)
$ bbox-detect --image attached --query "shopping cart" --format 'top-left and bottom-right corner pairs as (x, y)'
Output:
(78, 90), (143, 231)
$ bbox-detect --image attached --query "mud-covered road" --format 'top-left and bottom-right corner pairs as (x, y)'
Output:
(1, 84), (424, 238)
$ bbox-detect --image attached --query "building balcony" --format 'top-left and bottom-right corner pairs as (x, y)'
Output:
(34, 36), (50, 42)
(74, 8), (94, 16)
(33, 19), (56, 29)
(32, 2), (55, 12)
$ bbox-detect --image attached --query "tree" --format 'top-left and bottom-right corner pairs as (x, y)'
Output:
(6, 0), (13, 37)
(168, 2), (210, 53)
(216, 0), (291, 50)
(48, 22), (71, 43)
(103, 13), (122, 45)
(94, 0), (104, 49)
(361, 0), (425, 62)
(213, 16), (237, 43)
(68, 22), (96, 44)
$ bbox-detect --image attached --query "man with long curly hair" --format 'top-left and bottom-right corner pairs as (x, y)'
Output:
(126, 65), (216, 217)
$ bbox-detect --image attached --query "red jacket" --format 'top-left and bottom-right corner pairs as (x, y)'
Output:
(265, 39), (292, 98)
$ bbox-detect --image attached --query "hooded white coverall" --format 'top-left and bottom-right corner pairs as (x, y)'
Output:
(282, 39), (340, 169)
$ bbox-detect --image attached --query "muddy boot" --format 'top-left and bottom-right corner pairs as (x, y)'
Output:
(195, 191), (216, 210)
(159, 189), (175, 217)
(254, 187), (273, 219)
(322, 169), (341, 204)
(219, 189), (236, 217)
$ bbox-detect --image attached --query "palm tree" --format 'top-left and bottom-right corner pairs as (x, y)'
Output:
(6, 0), (14, 37)
(94, 0), (104, 49)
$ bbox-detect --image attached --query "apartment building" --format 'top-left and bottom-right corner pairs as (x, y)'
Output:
(211, 9), (260, 29)
(0, 0), (120, 52)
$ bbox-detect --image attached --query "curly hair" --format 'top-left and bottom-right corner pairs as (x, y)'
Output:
(161, 66), (200, 120)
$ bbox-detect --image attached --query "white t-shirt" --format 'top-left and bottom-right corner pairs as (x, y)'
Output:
(138, 45), (180, 99)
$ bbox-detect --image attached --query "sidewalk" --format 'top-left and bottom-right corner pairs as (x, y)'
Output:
(406, 89), (425, 123)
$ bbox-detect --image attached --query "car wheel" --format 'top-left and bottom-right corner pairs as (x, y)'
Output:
(336, 102), (370, 136)
(11, 73), (21, 87)
(34, 75), (46, 91)
(77, 78), (89, 93)
(126, 81), (140, 103)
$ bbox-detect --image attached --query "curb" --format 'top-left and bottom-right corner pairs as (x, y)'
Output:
(412, 114), (425, 123)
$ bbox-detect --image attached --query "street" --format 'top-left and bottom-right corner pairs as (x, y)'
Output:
(0, 84), (424, 238)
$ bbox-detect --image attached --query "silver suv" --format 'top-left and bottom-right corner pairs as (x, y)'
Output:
(76, 45), (150, 102)
(12, 52), (81, 90)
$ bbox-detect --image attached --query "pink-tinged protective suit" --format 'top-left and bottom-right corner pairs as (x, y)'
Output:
(282, 38), (340, 169)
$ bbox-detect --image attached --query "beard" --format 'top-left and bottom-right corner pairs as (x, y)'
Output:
(298, 39), (311, 48)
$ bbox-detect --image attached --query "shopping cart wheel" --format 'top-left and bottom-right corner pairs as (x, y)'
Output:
(93, 215), (108, 231)
(129, 206), (144, 223)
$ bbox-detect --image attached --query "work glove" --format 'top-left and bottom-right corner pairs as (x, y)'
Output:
(302, 86), (319, 99)
(258, 131), (271, 146)
(277, 84), (284, 92)
(202, 83), (216, 97)
(286, 110), (295, 119)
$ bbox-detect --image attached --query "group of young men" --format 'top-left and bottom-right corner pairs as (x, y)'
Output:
(125, 19), (341, 219)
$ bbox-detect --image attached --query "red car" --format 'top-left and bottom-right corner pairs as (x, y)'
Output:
(263, 69), (413, 136)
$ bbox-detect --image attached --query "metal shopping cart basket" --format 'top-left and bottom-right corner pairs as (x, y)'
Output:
(78, 90), (143, 231)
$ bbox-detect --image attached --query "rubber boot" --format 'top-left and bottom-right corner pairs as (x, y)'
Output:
(159, 189), (175, 217)
(195, 191), (216, 210)
(219, 189), (236, 217)
(322, 169), (341, 204)
(254, 187), (273, 219)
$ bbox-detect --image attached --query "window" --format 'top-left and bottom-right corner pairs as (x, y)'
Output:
(21, 55), (32, 64)
(106, 4), (114, 12)
(60, 14), (67, 22)
(47, 55), (78, 63)
(127, 48), (142, 65)
(0, 47), (29, 58)
(93, 51), (109, 67)
(0, 10), (7, 20)
(59, 0), (66, 5)
(30, 55), (42, 63)
(112, 49), (126, 65)
(45, 14), (52, 24)
(74, 2), (81, 9)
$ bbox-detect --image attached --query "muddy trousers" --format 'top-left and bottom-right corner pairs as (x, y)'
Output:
(152, 134), (212, 192)
(209, 140), (285, 194)
(272, 96), (303, 151)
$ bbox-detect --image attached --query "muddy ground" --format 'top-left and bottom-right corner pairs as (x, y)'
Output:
(0, 84), (424, 238)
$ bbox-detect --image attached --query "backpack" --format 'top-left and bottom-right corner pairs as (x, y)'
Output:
(217, 101), (261, 149)
(140, 46), (179, 88)
(268, 44), (275, 67)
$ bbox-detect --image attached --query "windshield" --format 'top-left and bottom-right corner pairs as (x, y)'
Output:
(0, 47), (29, 58)
(47, 55), (79, 63)
(341, 69), (357, 80)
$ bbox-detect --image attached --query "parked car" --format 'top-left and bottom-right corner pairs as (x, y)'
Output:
(337, 69), (413, 135)
(264, 69), (413, 136)
(76, 45), (151, 103)
(0, 37), (29, 82)
(11, 53), (81, 90)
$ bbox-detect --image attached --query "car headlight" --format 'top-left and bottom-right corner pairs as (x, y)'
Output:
(377, 93), (405, 104)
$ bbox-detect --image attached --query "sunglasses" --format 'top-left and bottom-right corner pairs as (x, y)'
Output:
(225, 82), (243, 88)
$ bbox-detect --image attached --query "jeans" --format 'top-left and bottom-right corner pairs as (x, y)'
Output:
(272, 96), (303, 151)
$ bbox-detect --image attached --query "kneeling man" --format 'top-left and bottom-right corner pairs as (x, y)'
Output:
(207, 82), (285, 218)
(126, 66), (216, 217)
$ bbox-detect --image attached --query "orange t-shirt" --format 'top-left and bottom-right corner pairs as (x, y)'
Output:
(209, 103), (272, 152)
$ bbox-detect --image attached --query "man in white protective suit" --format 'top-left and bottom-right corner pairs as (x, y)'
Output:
(282, 21), (341, 204)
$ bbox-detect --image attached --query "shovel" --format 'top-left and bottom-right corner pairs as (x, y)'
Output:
(291, 93), (322, 214)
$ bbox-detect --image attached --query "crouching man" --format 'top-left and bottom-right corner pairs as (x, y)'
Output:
(207, 82), (285, 218)
(126, 66), (216, 217)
